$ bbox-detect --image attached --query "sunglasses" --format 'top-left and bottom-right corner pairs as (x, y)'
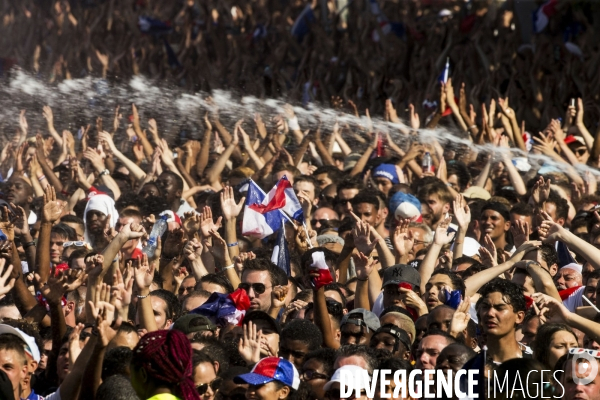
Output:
(311, 218), (330, 226)
(63, 241), (92, 250)
(197, 378), (222, 396)
(301, 370), (329, 382)
(238, 283), (269, 295)
(569, 348), (600, 358)
(574, 148), (588, 156)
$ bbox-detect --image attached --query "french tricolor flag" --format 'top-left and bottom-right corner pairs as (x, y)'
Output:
(242, 177), (304, 239)
(191, 288), (251, 326)
(242, 180), (283, 239)
(532, 0), (558, 33)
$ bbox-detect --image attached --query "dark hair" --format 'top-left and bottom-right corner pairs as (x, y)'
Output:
(303, 348), (337, 377)
(270, 263), (289, 287)
(294, 175), (321, 200)
(51, 223), (78, 241)
(191, 349), (215, 368)
(60, 214), (85, 227)
(305, 299), (344, 325)
(140, 195), (170, 217)
(314, 166), (344, 185)
(281, 319), (323, 351)
(539, 243), (558, 269)
(150, 289), (181, 324)
(532, 323), (577, 369)
(102, 346), (133, 380)
(509, 203), (533, 217)
(96, 374), (140, 400)
(351, 191), (380, 210)
(335, 345), (378, 374)
(417, 182), (454, 205)
(115, 192), (144, 213)
(446, 162), (471, 192)
(189, 336), (229, 374)
(476, 278), (526, 313)
(242, 258), (280, 288)
(459, 263), (486, 279)
(322, 283), (347, 308)
(422, 329), (457, 345)
(120, 208), (143, 220)
(430, 269), (466, 297)
(547, 191), (569, 222)
(336, 178), (364, 193)
(198, 274), (234, 294)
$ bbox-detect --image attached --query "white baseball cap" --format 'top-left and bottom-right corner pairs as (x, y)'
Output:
(0, 324), (40, 362)
(323, 365), (370, 392)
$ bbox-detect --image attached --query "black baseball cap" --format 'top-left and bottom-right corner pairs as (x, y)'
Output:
(382, 264), (421, 290)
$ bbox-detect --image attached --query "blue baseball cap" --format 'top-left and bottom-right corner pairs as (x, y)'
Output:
(372, 164), (400, 184)
(234, 357), (300, 389)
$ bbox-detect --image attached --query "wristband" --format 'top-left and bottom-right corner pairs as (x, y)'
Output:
(99, 169), (110, 176)
(136, 294), (149, 299)
(357, 277), (369, 282)
(223, 264), (235, 270)
(227, 242), (239, 248)
(287, 116), (300, 131)
(38, 175), (46, 182)
(23, 241), (35, 249)
(468, 125), (477, 130)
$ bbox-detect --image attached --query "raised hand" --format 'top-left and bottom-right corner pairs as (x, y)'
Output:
(238, 321), (262, 365)
(453, 194), (471, 232)
(98, 131), (117, 153)
(352, 252), (377, 280)
(183, 238), (203, 261)
(409, 104), (420, 130)
(399, 286), (428, 316)
(42, 186), (65, 223)
(532, 132), (558, 157)
(449, 297), (471, 337)
(538, 221), (565, 244)
(481, 234), (497, 263)
(0, 207), (15, 242)
(111, 266), (133, 318)
(206, 229), (229, 265)
(85, 254), (104, 279)
(83, 148), (105, 172)
(0, 259), (15, 298)
(434, 217), (455, 246)
(531, 176), (551, 205)
(36, 269), (70, 305)
(233, 251), (255, 274)
(220, 186), (245, 221)
(510, 220), (530, 249)
(133, 254), (154, 290)
(271, 285), (289, 309)
(350, 213), (377, 255)
(199, 206), (222, 238)
(392, 220), (414, 259)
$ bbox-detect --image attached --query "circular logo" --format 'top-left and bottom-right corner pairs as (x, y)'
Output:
(572, 350), (599, 385)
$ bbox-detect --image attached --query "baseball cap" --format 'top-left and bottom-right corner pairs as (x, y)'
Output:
(0, 325), (40, 362)
(381, 264), (421, 290)
(340, 308), (380, 332)
(462, 186), (491, 200)
(323, 365), (370, 392)
(374, 324), (411, 351)
(372, 164), (400, 184)
(172, 314), (216, 335)
(234, 357), (300, 389)
(564, 135), (586, 146)
(389, 192), (421, 222)
(244, 311), (281, 335)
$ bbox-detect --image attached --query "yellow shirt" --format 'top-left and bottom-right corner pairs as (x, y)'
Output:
(147, 394), (181, 400)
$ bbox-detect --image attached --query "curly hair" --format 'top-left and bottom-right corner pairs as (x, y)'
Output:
(476, 278), (526, 313)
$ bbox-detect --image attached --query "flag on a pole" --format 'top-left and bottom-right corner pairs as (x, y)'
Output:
(242, 180), (283, 239)
(439, 57), (450, 83)
(271, 220), (291, 276)
(249, 176), (305, 223)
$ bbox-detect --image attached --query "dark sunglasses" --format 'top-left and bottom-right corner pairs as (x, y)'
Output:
(238, 282), (267, 295)
(197, 378), (222, 396)
(311, 218), (330, 225)
(574, 148), (588, 156)
(301, 370), (329, 381)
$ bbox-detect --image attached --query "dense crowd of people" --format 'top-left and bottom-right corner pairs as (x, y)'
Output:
(2, 0), (600, 400)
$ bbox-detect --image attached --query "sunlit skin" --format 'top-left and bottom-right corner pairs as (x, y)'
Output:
(421, 194), (450, 229)
(294, 181), (318, 205)
(416, 335), (448, 370)
(546, 330), (578, 370)
(241, 270), (273, 312)
(197, 281), (228, 295)
(335, 188), (360, 218)
(0, 349), (28, 400)
(562, 359), (600, 400)
(554, 267), (582, 291)
(50, 232), (67, 265)
(480, 210), (510, 249)
(314, 173), (333, 190)
(373, 177), (393, 197)
(193, 361), (217, 400)
(407, 227), (429, 258)
(423, 274), (455, 311)
(353, 203), (381, 228)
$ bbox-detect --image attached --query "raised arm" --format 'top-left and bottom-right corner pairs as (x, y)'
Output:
(418, 217), (454, 294)
(99, 131), (146, 181)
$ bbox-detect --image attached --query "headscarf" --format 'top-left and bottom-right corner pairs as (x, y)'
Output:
(83, 193), (118, 243)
